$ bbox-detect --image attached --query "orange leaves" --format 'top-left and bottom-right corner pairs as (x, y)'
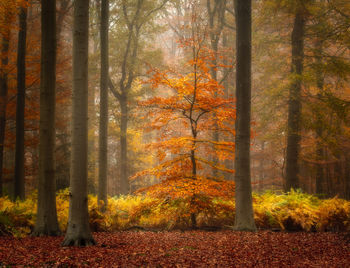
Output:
(143, 176), (235, 200)
(134, 33), (237, 215)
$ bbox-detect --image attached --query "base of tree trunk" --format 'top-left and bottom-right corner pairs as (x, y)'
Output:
(31, 227), (61, 237)
(231, 225), (257, 232)
(62, 236), (96, 247)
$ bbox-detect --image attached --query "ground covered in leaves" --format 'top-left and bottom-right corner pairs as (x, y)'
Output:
(0, 231), (349, 267)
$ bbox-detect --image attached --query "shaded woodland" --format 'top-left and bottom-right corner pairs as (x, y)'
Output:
(0, 0), (350, 265)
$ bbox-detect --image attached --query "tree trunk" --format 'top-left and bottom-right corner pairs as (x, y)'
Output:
(98, 0), (109, 210)
(206, 0), (225, 178)
(315, 56), (324, 195)
(14, 5), (28, 200)
(314, 0), (325, 197)
(222, 31), (235, 181)
(284, 7), (305, 192)
(119, 97), (128, 194)
(0, 32), (10, 197)
(33, 0), (60, 236)
(233, 0), (256, 231)
(62, 0), (95, 247)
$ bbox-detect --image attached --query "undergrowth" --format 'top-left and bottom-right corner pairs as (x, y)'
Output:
(0, 189), (349, 237)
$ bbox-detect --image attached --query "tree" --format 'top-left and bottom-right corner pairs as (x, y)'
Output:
(108, 0), (168, 195)
(0, 1), (16, 196)
(206, 0), (226, 177)
(285, 2), (305, 192)
(0, 33), (8, 197)
(233, 0), (256, 231)
(253, 0), (350, 196)
(134, 29), (235, 227)
(14, 1), (28, 200)
(62, 0), (95, 246)
(32, 0), (60, 236)
(98, 0), (109, 210)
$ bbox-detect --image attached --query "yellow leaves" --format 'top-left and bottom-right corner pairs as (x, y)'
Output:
(253, 190), (323, 231)
(317, 198), (350, 232)
(1, 190), (350, 234)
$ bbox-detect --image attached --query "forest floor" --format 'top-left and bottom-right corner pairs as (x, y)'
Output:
(0, 231), (349, 267)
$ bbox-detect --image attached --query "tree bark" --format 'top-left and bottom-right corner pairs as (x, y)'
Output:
(98, 0), (109, 210)
(0, 31), (10, 197)
(233, 0), (256, 231)
(33, 0), (60, 236)
(285, 7), (305, 192)
(62, 0), (95, 246)
(14, 5), (28, 200)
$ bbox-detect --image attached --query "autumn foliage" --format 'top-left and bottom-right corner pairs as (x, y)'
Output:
(0, 190), (350, 238)
(131, 36), (235, 225)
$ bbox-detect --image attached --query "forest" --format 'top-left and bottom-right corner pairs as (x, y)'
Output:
(0, 0), (350, 266)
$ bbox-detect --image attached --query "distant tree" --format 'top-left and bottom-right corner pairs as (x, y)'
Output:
(32, 0), (60, 236)
(285, 2), (305, 192)
(233, 0), (256, 231)
(206, 0), (226, 177)
(98, 0), (109, 210)
(108, 0), (168, 195)
(62, 0), (95, 246)
(0, 2), (16, 196)
(14, 1), (28, 200)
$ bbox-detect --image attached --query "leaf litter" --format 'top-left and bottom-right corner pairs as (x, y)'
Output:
(0, 231), (349, 267)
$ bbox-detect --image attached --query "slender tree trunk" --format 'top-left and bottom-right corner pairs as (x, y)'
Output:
(190, 136), (197, 228)
(315, 44), (324, 195)
(14, 5), (28, 200)
(62, 0), (95, 246)
(222, 31), (235, 181)
(233, 0), (256, 231)
(314, 0), (325, 197)
(98, 0), (109, 210)
(0, 32), (10, 197)
(119, 97), (128, 194)
(285, 8), (305, 192)
(33, 0), (60, 236)
(206, 0), (225, 178)
(212, 41), (220, 178)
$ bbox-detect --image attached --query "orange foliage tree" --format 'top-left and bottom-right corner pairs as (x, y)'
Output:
(0, 1), (72, 195)
(133, 31), (235, 227)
